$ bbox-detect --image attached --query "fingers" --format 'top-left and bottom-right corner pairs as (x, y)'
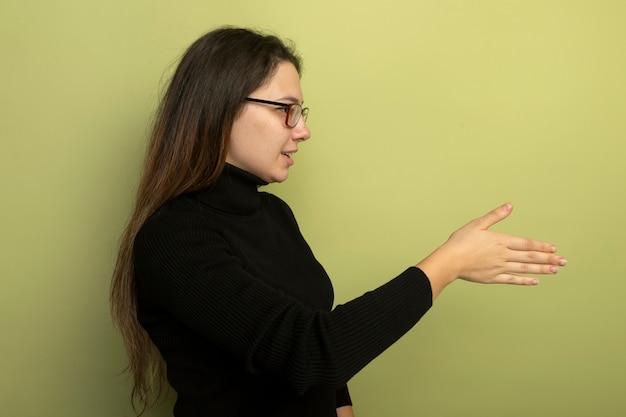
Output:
(492, 274), (540, 286)
(506, 236), (557, 254)
(503, 243), (567, 277)
(505, 250), (566, 266)
(506, 261), (560, 275)
(491, 251), (567, 285)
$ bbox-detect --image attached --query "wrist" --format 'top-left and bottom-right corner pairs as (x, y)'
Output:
(416, 246), (459, 300)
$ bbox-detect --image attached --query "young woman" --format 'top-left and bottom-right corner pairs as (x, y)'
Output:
(110, 27), (566, 417)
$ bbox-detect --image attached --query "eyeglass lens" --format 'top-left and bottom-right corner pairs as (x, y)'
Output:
(287, 104), (308, 127)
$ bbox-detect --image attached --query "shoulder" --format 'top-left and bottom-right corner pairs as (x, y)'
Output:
(135, 195), (220, 255)
(141, 195), (208, 234)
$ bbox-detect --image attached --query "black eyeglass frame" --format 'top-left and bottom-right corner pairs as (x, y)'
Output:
(245, 97), (309, 128)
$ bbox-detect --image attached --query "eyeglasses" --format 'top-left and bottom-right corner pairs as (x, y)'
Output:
(245, 97), (309, 128)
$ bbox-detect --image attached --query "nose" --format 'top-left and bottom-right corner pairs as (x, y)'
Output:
(292, 117), (311, 142)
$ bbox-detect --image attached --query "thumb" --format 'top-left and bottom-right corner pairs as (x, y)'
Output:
(473, 202), (514, 230)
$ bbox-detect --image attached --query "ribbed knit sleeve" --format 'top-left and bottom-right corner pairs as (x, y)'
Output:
(336, 385), (352, 408)
(135, 207), (432, 396)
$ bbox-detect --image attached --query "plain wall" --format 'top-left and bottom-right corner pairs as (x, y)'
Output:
(2, 1), (625, 416)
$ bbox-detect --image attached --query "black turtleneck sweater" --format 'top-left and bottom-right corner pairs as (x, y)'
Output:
(134, 164), (433, 417)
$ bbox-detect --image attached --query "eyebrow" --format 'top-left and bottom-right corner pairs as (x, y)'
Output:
(276, 95), (304, 105)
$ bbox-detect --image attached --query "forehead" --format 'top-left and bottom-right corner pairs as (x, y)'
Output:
(254, 62), (303, 101)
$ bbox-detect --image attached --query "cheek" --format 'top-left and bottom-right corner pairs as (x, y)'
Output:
(230, 123), (275, 162)
(230, 109), (289, 162)
(231, 115), (261, 147)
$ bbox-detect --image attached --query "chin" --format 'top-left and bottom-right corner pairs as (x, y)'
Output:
(270, 169), (290, 183)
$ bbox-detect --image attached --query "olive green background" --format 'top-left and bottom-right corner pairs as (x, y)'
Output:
(2, 1), (625, 416)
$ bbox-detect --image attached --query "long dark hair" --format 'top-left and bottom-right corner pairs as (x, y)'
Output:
(110, 27), (302, 415)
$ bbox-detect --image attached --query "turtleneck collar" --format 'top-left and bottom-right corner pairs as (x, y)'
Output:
(193, 164), (268, 215)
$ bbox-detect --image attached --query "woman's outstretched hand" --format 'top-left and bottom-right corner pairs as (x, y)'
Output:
(416, 203), (567, 300)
